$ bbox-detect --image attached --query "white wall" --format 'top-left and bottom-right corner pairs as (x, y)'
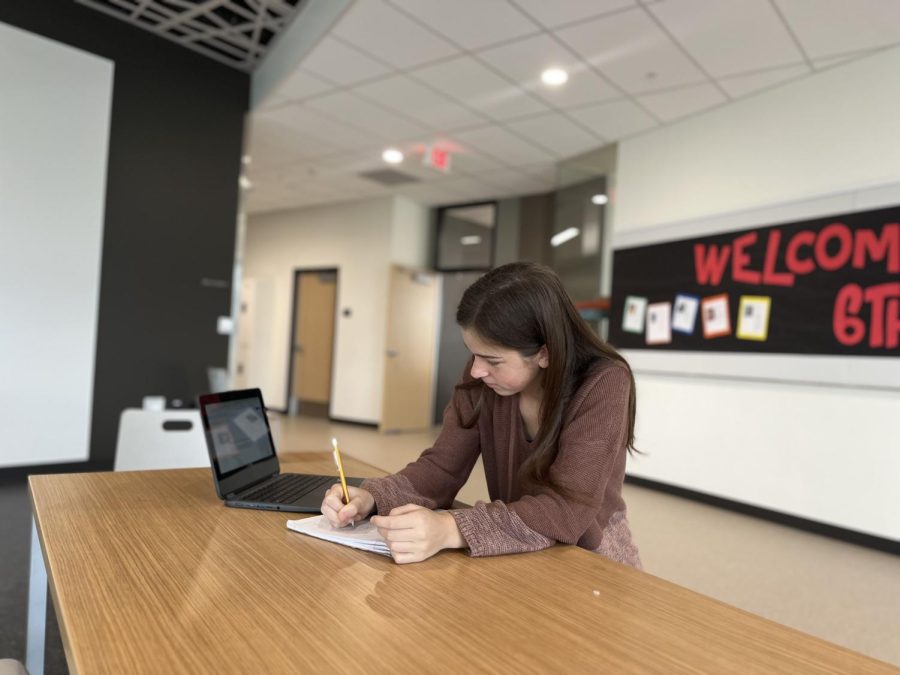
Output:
(0, 23), (113, 467)
(240, 196), (429, 423)
(614, 47), (900, 540)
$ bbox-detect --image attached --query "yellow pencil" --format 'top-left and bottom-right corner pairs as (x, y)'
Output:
(331, 437), (350, 506)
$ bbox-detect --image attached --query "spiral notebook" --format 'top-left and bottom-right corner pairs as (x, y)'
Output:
(287, 515), (391, 557)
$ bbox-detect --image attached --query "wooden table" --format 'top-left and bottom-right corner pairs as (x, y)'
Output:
(28, 453), (895, 674)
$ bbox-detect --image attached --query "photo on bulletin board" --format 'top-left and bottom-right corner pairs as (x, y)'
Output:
(672, 294), (699, 334)
(737, 296), (772, 341)
(646, 302), (672, 345)
(609, 205), (899, 356)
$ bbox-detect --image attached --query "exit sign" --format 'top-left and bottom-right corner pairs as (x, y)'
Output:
(423, 145), (451, 172)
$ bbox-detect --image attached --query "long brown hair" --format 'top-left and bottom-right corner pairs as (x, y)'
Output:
(454, 262), (637, 494)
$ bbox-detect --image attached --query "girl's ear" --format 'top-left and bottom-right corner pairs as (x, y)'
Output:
(537, 345), (549, 369)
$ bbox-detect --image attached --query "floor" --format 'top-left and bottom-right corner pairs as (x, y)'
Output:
(274, 413), (900, 668)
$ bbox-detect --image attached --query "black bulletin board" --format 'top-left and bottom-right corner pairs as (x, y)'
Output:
(609, 206), (899, 356)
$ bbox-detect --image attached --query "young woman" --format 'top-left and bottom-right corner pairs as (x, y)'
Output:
(321, 262), (642, 568)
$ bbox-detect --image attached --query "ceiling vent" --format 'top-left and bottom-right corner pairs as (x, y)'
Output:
(358, 169), (420, 186)
(75, 0), (305, 71)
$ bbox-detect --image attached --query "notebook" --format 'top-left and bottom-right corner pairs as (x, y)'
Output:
(287, 516), (391, 557)
(197, 388), (362, 513)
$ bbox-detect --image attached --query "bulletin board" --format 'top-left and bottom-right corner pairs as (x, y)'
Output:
(608, 189), (900, 389)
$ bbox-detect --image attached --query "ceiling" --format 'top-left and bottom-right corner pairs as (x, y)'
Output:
(76, 0), (900, 214)
(76, 0), (305, 70)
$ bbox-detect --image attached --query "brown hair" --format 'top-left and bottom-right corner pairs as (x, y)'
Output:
(454, 262), (637, 495)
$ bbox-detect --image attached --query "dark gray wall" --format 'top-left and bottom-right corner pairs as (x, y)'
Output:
(0, 0), (249, 470)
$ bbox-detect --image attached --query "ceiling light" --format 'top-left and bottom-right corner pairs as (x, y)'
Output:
(460, 235), (482, 246)
(591, 194), (608, 205)
(241, 155), (252, 165)
(541, 68), (568, 86)
(551, 227), (580, 247)
(382, 148), (404, 164)
(239, 175), (253, 190)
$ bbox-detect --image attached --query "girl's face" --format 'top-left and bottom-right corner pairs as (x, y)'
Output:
(461, 328), (548, 398)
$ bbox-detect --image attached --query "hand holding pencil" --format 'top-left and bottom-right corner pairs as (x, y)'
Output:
(321, 438), (375, 528)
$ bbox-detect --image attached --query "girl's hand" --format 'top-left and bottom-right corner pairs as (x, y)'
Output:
(321, 484), (375, 528)
(372, 504), (465, 564)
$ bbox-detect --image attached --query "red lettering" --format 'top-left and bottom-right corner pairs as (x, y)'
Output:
(732, 232), (761, 284)
(863, 282), (900, 348)
(887, 298), (900, 350)
(694, 243), (731, 285)
(853, 223), (900, 273)
(833, 284), (866, 346)
(785, 230), (815, 274)
(761, 229), (795, 286)
(815, 223), (853, 271)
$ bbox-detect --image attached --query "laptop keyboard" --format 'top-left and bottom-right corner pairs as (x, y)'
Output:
(240, 474), (334, 504)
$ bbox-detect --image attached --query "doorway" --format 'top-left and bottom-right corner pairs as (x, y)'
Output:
(287, 268), (338, 418)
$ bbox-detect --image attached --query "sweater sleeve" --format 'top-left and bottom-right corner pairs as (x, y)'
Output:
(450, 364), (631, 556)
(361, 388), (482, 516)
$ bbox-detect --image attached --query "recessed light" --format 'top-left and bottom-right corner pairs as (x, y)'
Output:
(541, 68), (568, 86)
(460, 235), (482, 246)
(591, 194), (608, 205)
(551, 227), (580, 247)
(239, 175), (253, 190)
(241, 155), (252, 165)
(382, 148), (404, 164)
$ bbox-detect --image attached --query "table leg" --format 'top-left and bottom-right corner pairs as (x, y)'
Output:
(26, 516), (46, 675)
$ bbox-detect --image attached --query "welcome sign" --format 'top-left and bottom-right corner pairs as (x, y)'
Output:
(609, 206), (899, 356)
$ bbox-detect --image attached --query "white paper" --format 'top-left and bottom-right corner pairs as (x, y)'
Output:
(701, 294), (731, 338)
(645, 302), (672, 345)
(737, 296), (771, 341)
(622, 295), (648, 334)
(672, 294), (699, 334)
(287, 515), (391, 557)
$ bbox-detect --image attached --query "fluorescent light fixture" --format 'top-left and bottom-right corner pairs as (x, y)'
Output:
(541, 68), (568, 86)
(591, 193), (608, 205)
(238, 175), (253, 190)
(382, 148), (404, 164)
(460, 235), (482, 246)
(551, 227), (580, 247)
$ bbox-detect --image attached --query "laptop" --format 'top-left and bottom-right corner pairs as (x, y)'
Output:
(197, 388), (362, 512)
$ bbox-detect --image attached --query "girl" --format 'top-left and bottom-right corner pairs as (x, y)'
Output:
(322, 262), (642, 568)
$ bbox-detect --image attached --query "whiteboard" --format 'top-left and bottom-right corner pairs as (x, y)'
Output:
(612, 181), (900, 390)
(0, 23), (113, 467)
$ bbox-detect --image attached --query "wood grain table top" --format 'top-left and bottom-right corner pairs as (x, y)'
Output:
(29, 453), (896, 674)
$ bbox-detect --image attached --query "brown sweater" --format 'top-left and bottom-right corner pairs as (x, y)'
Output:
(362, 358), (642, 568)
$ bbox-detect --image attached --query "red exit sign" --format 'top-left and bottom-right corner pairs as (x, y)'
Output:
(423, 145), (451, 172)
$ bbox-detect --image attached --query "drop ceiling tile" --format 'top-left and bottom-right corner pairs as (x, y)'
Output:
(648, 0), (805, 78)
(477, 33), (622, 109)
(557, 7), (708, 94)
(453, 125), (556, 166)
(247, 113), (343, 168)
(303, 91), (430, 142)
(812, 51), (871, 71)
(449, 149), (506, 174)
(389, 0), (540, 50)
(332, 0), (458, 68)
(410, 55), (549, 121)
(511, 0), (636, 28)
(566, 99), (658, 140)
(718, 63), (810, 99)
(273, 68), (335, 102)
(506, 112), (602, 158)
(636, 81), (727, 122)
(354, 75), (487, 132)
(300, 36), (390, 85)
(774, 0), (900, 59)
(254, 103), (375, 151)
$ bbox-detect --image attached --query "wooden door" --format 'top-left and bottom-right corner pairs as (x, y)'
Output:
(291, 270), (337, 408)
(381, 265), (440, 432)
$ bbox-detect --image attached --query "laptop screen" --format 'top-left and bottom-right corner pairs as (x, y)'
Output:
(202, 393), (276, 478)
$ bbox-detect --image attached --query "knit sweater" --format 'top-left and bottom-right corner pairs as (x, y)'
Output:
(362, 358), (642, 569)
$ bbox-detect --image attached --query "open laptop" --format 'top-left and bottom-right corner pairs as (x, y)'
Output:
(198, 388), (362, 513)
